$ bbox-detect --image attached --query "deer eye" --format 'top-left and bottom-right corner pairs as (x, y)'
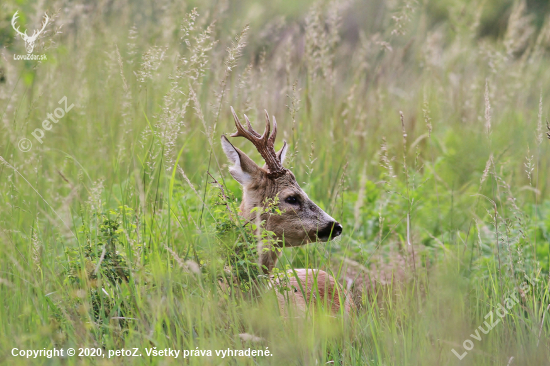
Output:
(285, 196), (299, 205)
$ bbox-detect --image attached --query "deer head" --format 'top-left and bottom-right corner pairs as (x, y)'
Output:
(221, 107), (342, 273)
(11, 11), (49, 54)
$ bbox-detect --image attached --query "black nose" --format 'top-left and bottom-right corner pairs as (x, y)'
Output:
(317, 222), (343, 241)
(332, 222), (343, 237)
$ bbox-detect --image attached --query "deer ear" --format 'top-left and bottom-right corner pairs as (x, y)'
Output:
(276, 141), (289, 165)
(221, 135), (261, 186)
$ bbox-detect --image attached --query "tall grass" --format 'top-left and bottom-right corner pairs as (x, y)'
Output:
(1, 0), (550, 364)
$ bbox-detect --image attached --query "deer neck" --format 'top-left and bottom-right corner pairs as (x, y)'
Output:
(259, 247), (281, 274)
(238, 178), (282, 274)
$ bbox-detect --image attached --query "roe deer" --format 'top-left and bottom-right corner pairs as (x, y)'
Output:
(221, 107), (353, 315)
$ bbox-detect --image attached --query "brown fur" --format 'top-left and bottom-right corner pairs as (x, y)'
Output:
(238, 169), (337, 272)
(272, 269), (355, 316)
(221, 110), (352, 315)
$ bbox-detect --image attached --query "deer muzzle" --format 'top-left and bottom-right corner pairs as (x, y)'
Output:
(316, 221), (343, 241)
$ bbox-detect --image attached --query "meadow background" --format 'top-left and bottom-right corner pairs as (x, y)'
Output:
(1, 0), (550, 364)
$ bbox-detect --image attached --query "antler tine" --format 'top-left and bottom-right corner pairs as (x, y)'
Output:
(268, 113), (277, 146)
(243, 114), (261, 138)
(228, 106), (286, 177)
(230, 106), (251, 138)
(30, 13), (49, 40)
(260, 110), (271, 143)
(11, 11), (27, 37)
(36, 13), (49, 36)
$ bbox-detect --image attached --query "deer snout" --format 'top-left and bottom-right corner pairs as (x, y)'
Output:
(317, 221), (343, 241)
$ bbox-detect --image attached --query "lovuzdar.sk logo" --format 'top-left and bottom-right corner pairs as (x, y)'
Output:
(11, 11), (49, 60)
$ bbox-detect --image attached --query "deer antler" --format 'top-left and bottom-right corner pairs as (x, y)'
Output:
(11, 11), (27, 38)
(230, 106), (286, 177)
(28, 13), (49, 41)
